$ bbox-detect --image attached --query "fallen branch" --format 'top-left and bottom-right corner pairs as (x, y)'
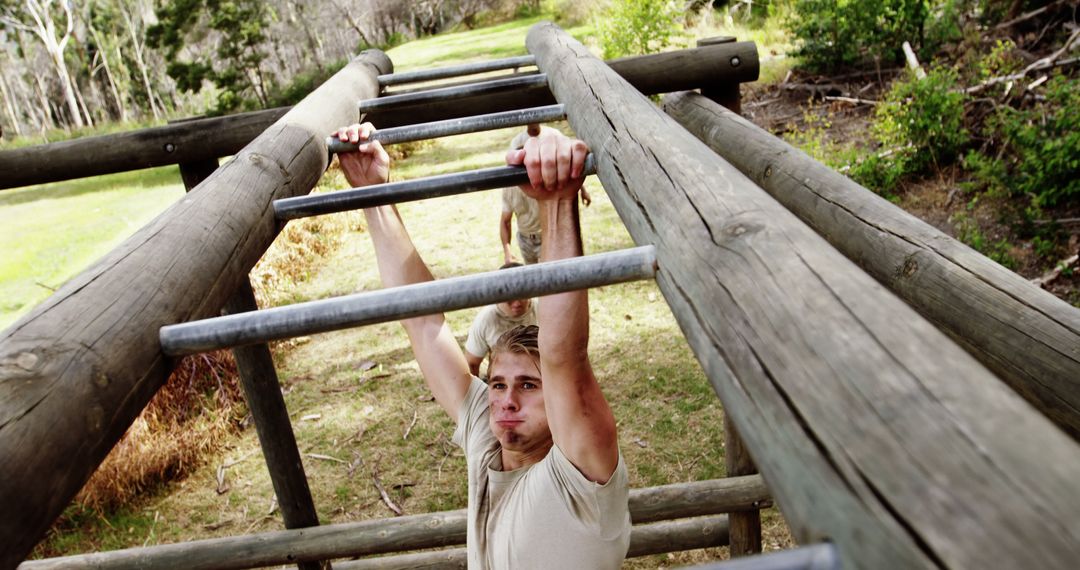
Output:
(967, 29), (1080, 94)
(995, 0), (1070, 29)
(1033, 217), (1080, 227)
(372, 462), (403, 516)
(403, 409), (419, 440)
(824, 95), (879, 105)
(1032, 253), (1080, 288)
(306, 453), (347, 464)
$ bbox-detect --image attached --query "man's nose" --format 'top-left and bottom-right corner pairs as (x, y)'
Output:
(501, 390), (520, 410)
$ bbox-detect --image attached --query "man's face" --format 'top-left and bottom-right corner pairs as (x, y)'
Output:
(497, 298), (530, 318)
(487, 351), (550, 452)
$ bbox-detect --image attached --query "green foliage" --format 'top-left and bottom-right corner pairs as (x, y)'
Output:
(595, 0), (685, 59)
(265, 59), (348, 108)
(850, 67), (967, 194)
(952, 212), (1017, 268)
(147, 0), (273, 114)
(964, 75), (1080, 208)
(789, 0), (929, 71)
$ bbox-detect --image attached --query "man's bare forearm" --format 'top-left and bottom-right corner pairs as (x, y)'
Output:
(538, 197), (588, 361)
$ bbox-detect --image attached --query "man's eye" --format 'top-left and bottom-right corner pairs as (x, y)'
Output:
(491, 383), (506, 390)
(522, 382), (537, 390)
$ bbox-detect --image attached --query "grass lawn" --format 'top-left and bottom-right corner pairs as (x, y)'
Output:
(0, 167), (186, 329)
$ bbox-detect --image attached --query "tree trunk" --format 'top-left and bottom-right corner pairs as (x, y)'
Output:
(0, 57), (25, 137)
(120, 2), (161, 121)
(28, 0), (86, 128)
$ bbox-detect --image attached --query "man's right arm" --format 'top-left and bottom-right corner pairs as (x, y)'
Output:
(337, 123), (471, 419)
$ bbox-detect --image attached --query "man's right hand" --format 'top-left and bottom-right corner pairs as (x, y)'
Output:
(505, 129), (589, 202)
(336, 123), (390, 188)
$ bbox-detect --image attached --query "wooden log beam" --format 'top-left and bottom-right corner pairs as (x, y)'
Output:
(20, 476), (769, 570)
(527, 21), (1080, 569)
(0, 50), (393, 569)
(333, 515), (730, 570)
(0, 107), (289, 189)
(0, 42), (757, 190)
(662, 91), (1080, 440)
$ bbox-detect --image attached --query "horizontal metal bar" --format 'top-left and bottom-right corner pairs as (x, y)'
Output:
(160, 246), (657, 355)
(378, 55), (536, 86)
(327, 104), (566, 153)
(275, 153), (596, 220)
(384, 70), (541, 97)
(686, 544), (840, 570)
(359, 74), (548, 114)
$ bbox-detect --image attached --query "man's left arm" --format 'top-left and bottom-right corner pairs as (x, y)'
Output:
(507, 131), (619, 483)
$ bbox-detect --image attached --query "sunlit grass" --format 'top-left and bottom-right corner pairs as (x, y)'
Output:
(0, 166), (185, 329)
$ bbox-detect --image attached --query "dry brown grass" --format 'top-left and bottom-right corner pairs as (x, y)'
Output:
(73, 351), (244, 514)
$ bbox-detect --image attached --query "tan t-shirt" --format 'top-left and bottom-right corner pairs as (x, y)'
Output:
(502, 187), (541, 236)
(464, 302), (537, 359)
(452, 377), (631, 570)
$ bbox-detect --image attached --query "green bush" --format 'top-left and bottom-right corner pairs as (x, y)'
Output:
(964, 75), (1080, 208)
(595, 0), (685, 59)
(848, 66), (967, 194)
(789, 0), (929, 71)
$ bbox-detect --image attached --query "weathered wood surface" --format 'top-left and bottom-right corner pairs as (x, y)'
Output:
(21, 477), (767, 570)
(333, 515), (730, 570)
(0, 50), (393, 569)
(0, 42), (757, 190)
(369, 41), (758, 127)
(662, 91), (1080, 440)
(528, 21), (1080, 570)
(725, 416), (762, 557)
(0, 107), (289, 189)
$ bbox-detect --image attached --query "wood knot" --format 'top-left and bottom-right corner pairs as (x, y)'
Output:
(15, 351), (39, 371)
(763, 165), (773, 179)
(901, 256), (919, 278)
(93, 369), (110, 388)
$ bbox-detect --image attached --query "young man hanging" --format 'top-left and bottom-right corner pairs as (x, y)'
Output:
(335, 122), (630, 569)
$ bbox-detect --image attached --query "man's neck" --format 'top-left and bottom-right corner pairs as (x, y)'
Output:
(500, 439), (553, 471)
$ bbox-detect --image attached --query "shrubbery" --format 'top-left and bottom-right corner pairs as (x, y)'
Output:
(595, 0), (685, 58)
(789, 0), (929, 71)
(964, 75), (1080, 209)
(849, 66), (967, 194)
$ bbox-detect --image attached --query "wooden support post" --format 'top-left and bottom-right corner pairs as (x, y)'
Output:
(0, 50), (392, 568)
(178, 160), (325, 570)
(223, 285), (326, 570)
(528, 22), (1080, 569)
(662, 91), (1080, 441)
(178, 158), (220, 191)
(724, 416), (762, 557)
(696, 36), (742, 114)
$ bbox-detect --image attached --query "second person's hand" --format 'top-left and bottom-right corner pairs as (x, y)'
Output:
(335, 122), (390, 188)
